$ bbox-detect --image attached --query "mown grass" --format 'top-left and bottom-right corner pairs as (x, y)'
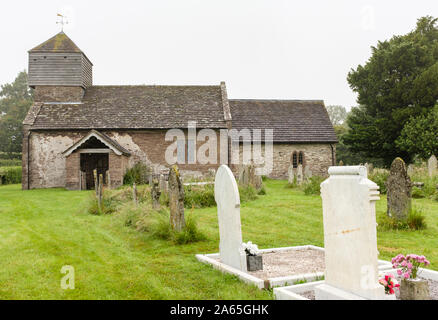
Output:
(0, 179), (437, 299)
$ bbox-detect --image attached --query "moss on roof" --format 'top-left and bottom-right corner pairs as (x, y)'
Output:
(29, 31), (82, 53)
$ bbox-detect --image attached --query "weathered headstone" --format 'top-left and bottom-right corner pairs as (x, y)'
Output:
(159, 174), (168, 193)
(315, 166), (387, 300)
(239, 163), (262, 191)
(168, 165), (185, 231)
(428, 155), (437, 177)
(215, 165), (247, 272)
(386, 158), (412, 221)
(288, 165), (295, 184)
(339, 160), (344, 166)
(132, 182), (138, 206)
(93, 169), (98, 195)
(97, 173), (103, 212)
(238, 164), (250, 186)
(151, 177), (161, 209)
(304, 166), (312, 179)
(407, 164), (414, 176)
(106, 171), (111, 189)
(296, 164), (303, 185)
(364, 163), (373, 175)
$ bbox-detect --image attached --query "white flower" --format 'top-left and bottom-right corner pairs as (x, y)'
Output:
(241, 241), (259, 256)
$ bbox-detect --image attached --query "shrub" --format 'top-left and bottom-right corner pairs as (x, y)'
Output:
(86, 188), (125, 215)
(148, 210), (206, 244)
(0, 159), (21, 167)
(378, 208), (427, 231)
(411, 186), (426, 199)
(0, 166), (22, 185)
(123, 162), (150, 185)
(303, 176), (325, 195)
(239, 185), (258, 203)
(184, 184), (215, 208)
(368, 169), (389, 194)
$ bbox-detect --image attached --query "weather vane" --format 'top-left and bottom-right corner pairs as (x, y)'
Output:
(56, 13), (68, 32)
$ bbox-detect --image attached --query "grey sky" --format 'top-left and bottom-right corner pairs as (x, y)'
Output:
(0, 0), (436, 108)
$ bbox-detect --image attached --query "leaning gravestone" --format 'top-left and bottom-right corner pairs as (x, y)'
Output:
(296, 164), (303, 185)
(386, 158), (412, 221)
(315, 166), (387, 300)
(428, 155), (437, 177)
(215, 165), (247, 272)
(151, 177), (161, 209)
(168, 165), (185, 231)
(288, 165), (295, 184)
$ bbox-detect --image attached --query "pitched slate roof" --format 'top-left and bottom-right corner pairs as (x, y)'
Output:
(29, 85), (228, 130)
(29, 32), (83, 53)
(229, 99), (338, 143)
(62, 130), (131, 156)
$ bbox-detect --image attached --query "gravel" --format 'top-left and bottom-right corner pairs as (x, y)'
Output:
(214, 248), (325, 280)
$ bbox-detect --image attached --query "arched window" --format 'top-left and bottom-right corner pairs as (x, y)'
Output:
(298, 152), (304, 166)
(292, 152), (298, 168)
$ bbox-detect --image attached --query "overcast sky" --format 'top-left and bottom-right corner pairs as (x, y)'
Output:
(0, 0), (436, 108)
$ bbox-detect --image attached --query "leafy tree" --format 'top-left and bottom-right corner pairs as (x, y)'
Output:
(345, 16), (438, 165)
(326, 105), (347, 125)
(396, 104), (438, 159)
(0, 71), (33, 158)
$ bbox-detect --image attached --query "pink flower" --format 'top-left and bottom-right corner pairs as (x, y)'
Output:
(401, 261), (407, 267)
(397, 269), (403, 276)
(404, 272), (410, 279)
(407, 263), (413, 269)
(424, 260), (430, 266)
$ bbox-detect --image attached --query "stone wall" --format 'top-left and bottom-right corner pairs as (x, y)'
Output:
(233, 143), (335, 179)
(22, 129), (336, 189)
(65, 152), (80, 190)
(33, 86), (85, 102)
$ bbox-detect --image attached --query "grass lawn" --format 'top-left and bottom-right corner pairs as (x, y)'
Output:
(0, 180), (437, 299)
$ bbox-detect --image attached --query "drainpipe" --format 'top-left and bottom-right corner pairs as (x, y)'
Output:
(27, 131), (31, 190)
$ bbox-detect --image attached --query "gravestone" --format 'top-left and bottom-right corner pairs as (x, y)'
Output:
(386, 158), (412, 221)
(428, 155), (437, 177)
(215, 165), (247, 272)
(168, 165), (185, 231)
(339, 160), (344, 166)
(288, 165), (295, 184)
(304, 166), (312, 179)
(159, 174), (168, 193)
(239, 163), (262, 191)
(238, 164), (248, 186)
(315, 166), (386, 300)
(407, 164), (414, 176)
(365, 163), (373, 175)
(296, 164), (303, 185)
(151, 177), (161, 209)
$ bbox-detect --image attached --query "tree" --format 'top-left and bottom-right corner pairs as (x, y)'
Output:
(326, 105), (347, 125)
(396, 104), (438, 159)
(345, 16), (438, 165)
(0, 71), (33, 158)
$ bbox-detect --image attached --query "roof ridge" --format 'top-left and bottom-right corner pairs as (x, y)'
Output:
(229, 99), (324, 103)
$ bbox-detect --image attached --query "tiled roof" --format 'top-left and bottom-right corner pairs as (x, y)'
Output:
(29, 85), (228, 130)
(29, 32), (83, 53)
(229, 99), (338, 143)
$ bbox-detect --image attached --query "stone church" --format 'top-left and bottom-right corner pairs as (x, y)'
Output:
(22, 32), (337, 190)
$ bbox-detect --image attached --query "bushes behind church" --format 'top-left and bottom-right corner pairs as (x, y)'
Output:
(0, 166), (21, 185)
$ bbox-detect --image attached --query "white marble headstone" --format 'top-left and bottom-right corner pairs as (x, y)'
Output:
(214, 165), (247, 271)
(316, 166), (387, 300)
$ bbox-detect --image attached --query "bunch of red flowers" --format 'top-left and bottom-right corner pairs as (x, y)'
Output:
(379, 275), (400, 295)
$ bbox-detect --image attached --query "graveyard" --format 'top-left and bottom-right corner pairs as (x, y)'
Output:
(0, 165), (437, 299)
